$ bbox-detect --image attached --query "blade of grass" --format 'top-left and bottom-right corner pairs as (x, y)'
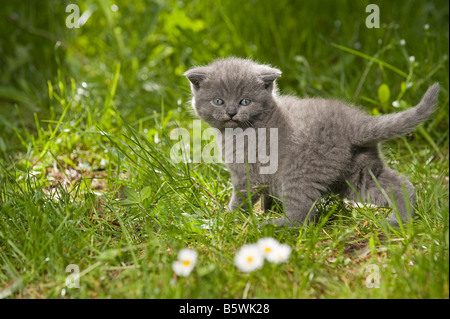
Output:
(331, 43), (408, 78)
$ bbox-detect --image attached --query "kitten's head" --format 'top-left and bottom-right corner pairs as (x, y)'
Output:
(184, 58), (281, 129)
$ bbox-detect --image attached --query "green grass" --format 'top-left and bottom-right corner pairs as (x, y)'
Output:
(0, 0), (448, 299)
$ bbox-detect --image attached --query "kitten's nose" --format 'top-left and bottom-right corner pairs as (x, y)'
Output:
(226, 108), (237, 118)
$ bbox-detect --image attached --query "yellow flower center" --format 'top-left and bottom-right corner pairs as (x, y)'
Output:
(264, 247), (271, 252)
(247, 256), (253, 263)
(183, 260), (190, 266)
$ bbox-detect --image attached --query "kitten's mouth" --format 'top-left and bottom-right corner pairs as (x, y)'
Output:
(225, 119), (240, 126)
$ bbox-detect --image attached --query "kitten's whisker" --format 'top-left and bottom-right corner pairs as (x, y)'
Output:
(243, 120), (253, 129)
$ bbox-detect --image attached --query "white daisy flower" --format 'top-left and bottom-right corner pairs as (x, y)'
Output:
(266, 243), (292, 264)
(257, 237), (280, 260)
(400, 39), (406, 46)
(234, 244), (264, 273)
(409, 56), (415, 63)
(392, 101), (400, 108)
(172, 248), (198, 277)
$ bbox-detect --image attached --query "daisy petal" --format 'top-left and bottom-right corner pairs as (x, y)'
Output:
(234, 244), (264, 273)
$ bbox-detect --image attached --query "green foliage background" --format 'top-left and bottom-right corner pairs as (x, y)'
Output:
(0, 0), (448, 299)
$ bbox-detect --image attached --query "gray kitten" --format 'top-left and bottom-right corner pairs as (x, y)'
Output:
(184, 57), (439, 227)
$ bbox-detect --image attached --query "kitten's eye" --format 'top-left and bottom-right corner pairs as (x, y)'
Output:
(212, 98), (224, 106)
(239, 99), (252, 106)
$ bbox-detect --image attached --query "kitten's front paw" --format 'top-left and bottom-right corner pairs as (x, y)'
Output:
(228, 201), (244, 212)
(380, 216), (403, 230)
(261, 217), (300, 228)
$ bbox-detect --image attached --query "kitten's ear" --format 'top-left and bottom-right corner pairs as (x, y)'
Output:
(259, 68), (282, 90)
(184, 67), (209, 90)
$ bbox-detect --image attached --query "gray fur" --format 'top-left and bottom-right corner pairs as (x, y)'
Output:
(185, 57), (439, 227)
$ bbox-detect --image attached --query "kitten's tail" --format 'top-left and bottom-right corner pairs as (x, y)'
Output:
(355, 83), (440, 146)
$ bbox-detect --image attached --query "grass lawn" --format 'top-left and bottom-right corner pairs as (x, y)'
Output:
(0, 0), (448, 299)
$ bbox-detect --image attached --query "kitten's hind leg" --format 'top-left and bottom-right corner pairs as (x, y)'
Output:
(347, 167), (415, 227)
